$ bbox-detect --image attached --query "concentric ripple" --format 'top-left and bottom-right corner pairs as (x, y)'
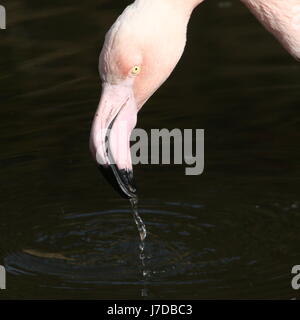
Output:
(3, 200), (300, 299)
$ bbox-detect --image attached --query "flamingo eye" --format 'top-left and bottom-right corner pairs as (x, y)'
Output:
(130, 65), (141, 75)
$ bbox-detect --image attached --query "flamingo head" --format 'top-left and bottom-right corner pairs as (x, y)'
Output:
(90, 2), (189, 198)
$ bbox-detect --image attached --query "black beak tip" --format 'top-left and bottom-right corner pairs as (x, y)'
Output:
(98, 165), (137, 199)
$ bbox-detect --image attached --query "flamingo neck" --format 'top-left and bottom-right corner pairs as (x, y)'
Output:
(179, 0), (206, 10)
(134, 0), (205, 15)
(241, 0), (300, 59)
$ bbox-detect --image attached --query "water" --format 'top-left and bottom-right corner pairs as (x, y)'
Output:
(0, 0), (300, 299)
(130, 197), (149, 296)
(130, 197), (148, 276)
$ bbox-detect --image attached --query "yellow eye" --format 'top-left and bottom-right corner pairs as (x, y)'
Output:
(131, 65), (141, 75)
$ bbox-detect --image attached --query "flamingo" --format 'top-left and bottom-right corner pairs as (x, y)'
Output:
(90, 0), (300, 198)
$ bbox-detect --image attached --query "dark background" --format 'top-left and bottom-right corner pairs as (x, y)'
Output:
(0, 0), (299, 299)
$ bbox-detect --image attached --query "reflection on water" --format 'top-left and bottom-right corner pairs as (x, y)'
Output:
(0, 0), (300, 299)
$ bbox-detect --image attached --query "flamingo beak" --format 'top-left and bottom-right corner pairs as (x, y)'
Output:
(90, 82), (138, 199)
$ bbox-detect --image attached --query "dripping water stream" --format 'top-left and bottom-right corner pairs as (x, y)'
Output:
(130, 197), (149, 295)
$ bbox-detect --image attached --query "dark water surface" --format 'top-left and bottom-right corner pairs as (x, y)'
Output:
(0, 0), (300, 299)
